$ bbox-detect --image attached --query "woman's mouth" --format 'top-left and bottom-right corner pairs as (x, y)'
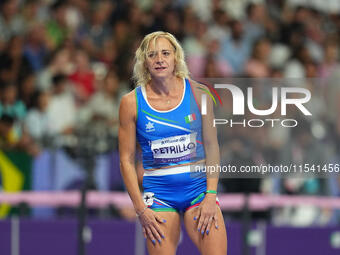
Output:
(155, 67), (167, 71)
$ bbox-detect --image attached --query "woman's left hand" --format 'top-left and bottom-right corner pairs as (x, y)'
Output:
(194, 193), (218, 236)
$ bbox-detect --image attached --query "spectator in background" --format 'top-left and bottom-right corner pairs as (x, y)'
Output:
(0, 84), (38, 155)
(77, 1), (112, 60)
(279, 6), (308, 47)
(46, 0), (69, 50)
(86, 70), (123, 127)
(245, 37), (272, 77)
(203, 39), (232, 77)
(37, 47), (73, 91)
(143, 0), (167, 33)
(113, 20), (136, 81)
(284, 45), (311, 78)
(304, 60), (319, 78)
(182, 7), (197, 36)
(98, 38), (117, 68)
(325, 64), (340, 123)
(0, 113), (16, 148)
(188, 0), (212, 22)
(279, 119), (329, 196)
(82, 70), (127, 148)
(46, 74), (75, 136)
(304, 9), (324, 63)
(163, 8), (184, 42)
(0, 112), (38, 155)
(207, 8), (230, 44)
(25, 90), (50, 144)
(319, 38), (339, 81)
(62, 0), (87, 33)
(0, 35), (33, 84)
(18, 73), (36, 109)
(0, 0), (25, 51)
(244, 2), (266, 43)
(273, 118), (331, 226)
(220, 19), (252, 75)
(126, 4), (146, 39)
(220, 135), (261, 194)
(203, 55), (223, 78)
(0, 83), (26, 121)
(183, 18), (208, 77)
(69, 49), (95, 104)
(23, 22), (50, 72)
(21, 0), (42, 27)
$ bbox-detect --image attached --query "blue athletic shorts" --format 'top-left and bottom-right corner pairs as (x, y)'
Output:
(142, 165), (220, 213)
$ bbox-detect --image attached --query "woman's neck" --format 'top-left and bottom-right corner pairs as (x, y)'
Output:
(148, 76), (179, 95)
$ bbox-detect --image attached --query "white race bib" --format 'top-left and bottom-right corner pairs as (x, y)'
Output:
(151, 133), (197, 163)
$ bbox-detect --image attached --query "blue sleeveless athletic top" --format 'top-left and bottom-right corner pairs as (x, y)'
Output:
(135, 78), (205, 170)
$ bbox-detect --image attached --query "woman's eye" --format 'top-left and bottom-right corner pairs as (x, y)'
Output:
(163, 51), (170, 56)
(148, 52), (156, 58)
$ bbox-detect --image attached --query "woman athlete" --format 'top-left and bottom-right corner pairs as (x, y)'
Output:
(119, 31), (227, 255)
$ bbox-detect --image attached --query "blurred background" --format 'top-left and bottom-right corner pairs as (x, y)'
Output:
(0, 0), (340, 254)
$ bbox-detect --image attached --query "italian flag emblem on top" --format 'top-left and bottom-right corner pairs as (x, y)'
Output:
(185, 113), (196, 123)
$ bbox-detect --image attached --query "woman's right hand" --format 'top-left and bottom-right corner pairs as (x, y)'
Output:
(138, 208), (166, 245)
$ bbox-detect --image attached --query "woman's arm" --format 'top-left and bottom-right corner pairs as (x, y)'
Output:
(201, 87), (220, 191)
(119, 90), (166, 243)
(191, 80), (220, 188)
(118, 91), (145, 214)
(191, 80), (220, 234)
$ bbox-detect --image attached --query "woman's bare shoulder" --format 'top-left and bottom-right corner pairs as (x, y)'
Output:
(121, 89), (136, 104)
(119, 89), (137, 120)
(188, 79), (207, 91)
(188, 79), (211, 105)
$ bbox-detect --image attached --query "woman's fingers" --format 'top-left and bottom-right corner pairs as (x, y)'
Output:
(155, 215), (167, 224)
(201, 214), (218, 236)
(146, 227), (156, 245)
(193, 207), (200, 221)
(214, 213), (219, 229)
(197, 210), (205, 233)
(140, 211), (166, 244)
(142, 227), (147, 239)
(205, 217), (214, 235)
(146, 227), (157, 245)
(152, 220), (165, 240)
(200, 215), (210, 235)
(150, 224), (163, 244)
(196, 206), (218, 236)
(193, 207), (201, 229)
(154, 216), (166, 239)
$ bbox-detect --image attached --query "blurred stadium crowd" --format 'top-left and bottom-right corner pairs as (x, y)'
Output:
(0, 0), (340, 225)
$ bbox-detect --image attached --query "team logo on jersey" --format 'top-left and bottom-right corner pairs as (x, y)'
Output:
(146, 121), (155, 132)
(143, 192), (154, 206)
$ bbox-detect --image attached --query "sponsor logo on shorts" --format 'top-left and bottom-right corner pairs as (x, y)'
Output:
(143, 192), (154, 206)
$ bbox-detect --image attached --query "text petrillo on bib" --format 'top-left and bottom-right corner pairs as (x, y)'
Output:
(151, 132), (197, 163)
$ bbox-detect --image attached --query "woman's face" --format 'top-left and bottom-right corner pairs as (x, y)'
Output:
(145, 37), (176, 80)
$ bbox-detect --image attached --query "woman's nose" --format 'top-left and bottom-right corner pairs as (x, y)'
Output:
(155, 52), (164, 62)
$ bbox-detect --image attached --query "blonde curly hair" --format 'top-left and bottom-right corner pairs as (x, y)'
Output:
(133, 31), (190, 87)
